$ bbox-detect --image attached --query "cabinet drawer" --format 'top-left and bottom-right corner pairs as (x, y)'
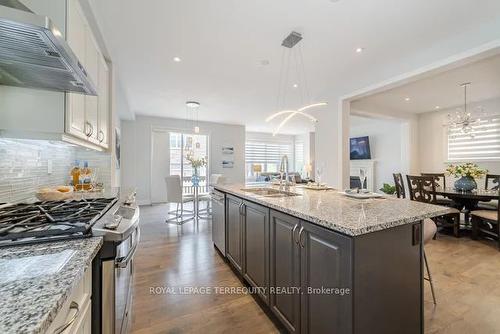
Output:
(47, 266), (92, 334)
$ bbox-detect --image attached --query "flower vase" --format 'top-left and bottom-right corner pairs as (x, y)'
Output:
(191, 167), (200, 187)
(454, 176), (477, 192)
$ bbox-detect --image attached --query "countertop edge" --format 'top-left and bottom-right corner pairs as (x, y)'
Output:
(36, 237), (103, 334)
(214, 185), (452, 236)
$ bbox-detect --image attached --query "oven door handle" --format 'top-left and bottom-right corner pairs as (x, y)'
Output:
(115, 226), (141, 269)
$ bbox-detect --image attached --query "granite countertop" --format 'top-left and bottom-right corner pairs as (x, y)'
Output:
(215, 184), (453, 236)
(0, 237), (103, 334)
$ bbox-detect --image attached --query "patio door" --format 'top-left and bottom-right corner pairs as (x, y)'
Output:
(169, 132), (209, 195)
(151, 130), (209, 204)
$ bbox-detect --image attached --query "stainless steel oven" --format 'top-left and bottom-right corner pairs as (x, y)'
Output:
(101, 226), (140, 334)
(92, 199), (140, 334)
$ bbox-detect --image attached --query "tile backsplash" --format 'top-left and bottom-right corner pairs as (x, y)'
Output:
(0, 139), (112, 203)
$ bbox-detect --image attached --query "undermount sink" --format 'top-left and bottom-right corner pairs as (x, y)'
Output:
(240, 187), (300, 197)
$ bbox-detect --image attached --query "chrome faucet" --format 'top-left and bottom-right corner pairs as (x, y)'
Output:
(279, 155), (290, 191)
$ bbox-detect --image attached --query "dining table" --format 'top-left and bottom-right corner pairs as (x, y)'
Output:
(433, 187), (498, 227)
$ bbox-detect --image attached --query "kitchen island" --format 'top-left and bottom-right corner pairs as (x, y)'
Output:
(213, 184), (453, 334)
(0, 237), (102, 333)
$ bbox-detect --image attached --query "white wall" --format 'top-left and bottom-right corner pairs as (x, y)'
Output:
(418, 97), (500, 175)
(121, 116), (245, 204)
(350, 116), (404, 190)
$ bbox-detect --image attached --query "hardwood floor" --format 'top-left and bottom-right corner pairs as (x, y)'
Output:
(129, 203), (278, 334)
(130, 204), (500, 334)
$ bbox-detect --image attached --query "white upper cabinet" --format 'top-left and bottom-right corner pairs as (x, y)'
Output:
(98, 57), (110, 148)
(65, 0), (111, 149)
(65, 0), (87, 140)
(84, 31), (100, 143)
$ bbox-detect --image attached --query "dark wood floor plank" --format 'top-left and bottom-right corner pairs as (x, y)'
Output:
(130, 204), (500, 334)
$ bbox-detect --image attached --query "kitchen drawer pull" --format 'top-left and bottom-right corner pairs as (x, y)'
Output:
(298, 226), (305, 248)
(88, 123), (94, 137)
(292, 224), (299, 244)
(98, 130), (104, 143)
(115, 227), (141, 268)
(53, 301), (79, 334)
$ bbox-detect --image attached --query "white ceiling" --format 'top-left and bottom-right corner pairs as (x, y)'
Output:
(352, 54), (500, 114)
(89, 0), (500, 134)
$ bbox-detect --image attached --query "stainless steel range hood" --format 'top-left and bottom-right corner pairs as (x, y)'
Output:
(0, 0), (97, 95)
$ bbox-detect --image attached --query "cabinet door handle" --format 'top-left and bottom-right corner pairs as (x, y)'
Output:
(53, 301), (80, 334)
(84, 122), (91, 136)
(98, 130), (104, 143)
(292, 224), (299, 244)
(298, 226), (305, 248)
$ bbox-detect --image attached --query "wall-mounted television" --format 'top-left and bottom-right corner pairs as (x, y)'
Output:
(350, 136), (371, 160)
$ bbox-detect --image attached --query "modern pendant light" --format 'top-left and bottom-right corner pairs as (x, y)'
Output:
(266, 31), (327, 136)
(186, 101), (201, 133)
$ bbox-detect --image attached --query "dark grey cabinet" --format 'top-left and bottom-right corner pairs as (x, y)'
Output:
(222, 193), (423, 334)
(226, 194), (243, 272)
(269, 210), (301, 334)
(242, 201), (270, 304)
(269, 211), (352, 334)
(300, 220), (352, 334)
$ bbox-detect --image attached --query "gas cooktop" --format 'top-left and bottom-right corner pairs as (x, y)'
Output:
(0, 198), (117, 247)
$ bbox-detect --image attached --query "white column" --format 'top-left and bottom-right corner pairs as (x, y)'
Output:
(338, 100), (350, 190)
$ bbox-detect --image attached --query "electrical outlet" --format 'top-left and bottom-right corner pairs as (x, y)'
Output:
(47, 159), (53, 174)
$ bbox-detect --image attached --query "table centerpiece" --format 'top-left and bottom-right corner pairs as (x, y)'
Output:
(186, 153), (207, 187)
(446, 162), (488, 191)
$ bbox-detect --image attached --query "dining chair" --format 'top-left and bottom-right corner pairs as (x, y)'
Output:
(421, 173), (454, 207)
(478, 174), (500, 210)
(165, 175), (195, 224)
(486, 174), (500, 191)
(423, 218), (438, 305)
(471, 190), (500, 251)
(406, 175), (461, 237)
(393, 173), (406, 199)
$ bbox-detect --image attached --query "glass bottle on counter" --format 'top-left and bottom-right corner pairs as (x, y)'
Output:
(70, 160), (81, 190)
(80, 161), (93, 191)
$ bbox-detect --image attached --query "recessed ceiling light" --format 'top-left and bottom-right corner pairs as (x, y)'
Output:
(173, 57), (182, 62)
(330, 0), (341, 3)
(293, 83), (298, 88)
(405, 97), (411, 101)
(355, 47), (364, 53)
(186, 101), (200, 108)
(435, 106), (440, 109)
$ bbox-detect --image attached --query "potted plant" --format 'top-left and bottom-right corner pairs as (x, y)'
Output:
(446, 163), (488, 191)
(186, 152), (207, 187)
(379, 183), (396, 195)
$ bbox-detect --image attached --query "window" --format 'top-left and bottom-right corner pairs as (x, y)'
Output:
(294, 140), (305, 176)
(245, 135), (294, 181)
(447, 115), (500, 161)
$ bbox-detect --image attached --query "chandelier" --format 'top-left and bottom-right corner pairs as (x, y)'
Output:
(446, 83), (485, 138)
(266, 31), (327, 136)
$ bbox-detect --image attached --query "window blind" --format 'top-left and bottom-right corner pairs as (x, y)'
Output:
(294, 140), (304, 171)
(448, 115), (500, 160)
(245, 141), (294, 165)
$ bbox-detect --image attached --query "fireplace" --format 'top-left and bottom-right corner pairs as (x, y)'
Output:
(350, 160), (376, 191)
